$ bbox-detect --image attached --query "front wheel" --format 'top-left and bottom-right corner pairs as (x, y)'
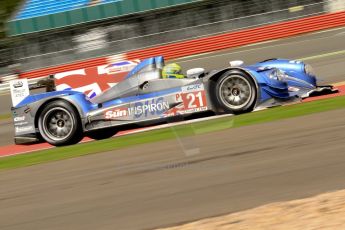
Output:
(38, 100), (83, 146)
(214, 71), (257, 114)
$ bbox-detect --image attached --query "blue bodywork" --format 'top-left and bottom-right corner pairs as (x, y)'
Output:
(14, 56), (181, 120)
(13, 56), (332, 145)
(14, 57), (319, 114)
(14, 57), (321, 113)
(245, 59), (318, 105)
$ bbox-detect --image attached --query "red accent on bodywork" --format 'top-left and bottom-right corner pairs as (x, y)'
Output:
(55, 67), (128, 92)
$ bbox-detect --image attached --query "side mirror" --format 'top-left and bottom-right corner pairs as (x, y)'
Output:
(186, 68), (205, 79)
(229, 60), (244, 67)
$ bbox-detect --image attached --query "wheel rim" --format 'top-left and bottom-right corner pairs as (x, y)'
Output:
(219, 75), (252, 110)
(42, 107), (74, 141)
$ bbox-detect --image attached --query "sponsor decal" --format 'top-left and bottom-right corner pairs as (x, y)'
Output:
(14, 116), (25, 122)
(105, 60), (140, 74)
(14, 122), (29, 126)
(10, 79), (30, 107)
(15, 125), (34, 133)
(132, 97), (169, 118)
(104, 97), (170, 120)
(105, 108), (128, 119)
(182, 84), (204, 92)
(13, 81), (23, 88)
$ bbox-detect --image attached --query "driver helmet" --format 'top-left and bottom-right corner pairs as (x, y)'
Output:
(162, 63), (184, 79)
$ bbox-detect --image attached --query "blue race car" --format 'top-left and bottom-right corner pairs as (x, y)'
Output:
(11, 56), (336, 146)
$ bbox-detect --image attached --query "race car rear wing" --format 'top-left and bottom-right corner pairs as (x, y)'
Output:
(9, 78), (30, 107)
(9, 76), (55, 107)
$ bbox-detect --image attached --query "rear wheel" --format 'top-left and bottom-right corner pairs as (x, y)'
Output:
(86, 128), (118, 140)
(38, 100), (83, 146)
(215, 70), (257, 114)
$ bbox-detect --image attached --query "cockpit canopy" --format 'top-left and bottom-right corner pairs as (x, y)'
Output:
(125, 56), (165, 79)
(90, 56), (165, 104)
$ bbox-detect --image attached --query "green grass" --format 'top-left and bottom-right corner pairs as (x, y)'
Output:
(1, 96), (345, 170)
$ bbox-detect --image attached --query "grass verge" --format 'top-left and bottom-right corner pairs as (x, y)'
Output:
(1, 96), (345, 170)
(0, 113), (10, 121)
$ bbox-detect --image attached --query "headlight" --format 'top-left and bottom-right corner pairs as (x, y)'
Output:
(304, 64), (315, 76)
(269, 69), (285, 81)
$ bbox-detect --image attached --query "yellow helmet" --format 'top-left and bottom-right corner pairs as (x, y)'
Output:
(162, 63), (184, 79)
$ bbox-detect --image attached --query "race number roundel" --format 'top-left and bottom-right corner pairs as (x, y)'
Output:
(180, 84), (207, 112)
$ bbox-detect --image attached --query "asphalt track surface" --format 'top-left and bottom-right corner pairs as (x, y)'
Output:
(0, 27), (345, 230)
(1, 109), (345, 230)
(0, 27), (344, 146)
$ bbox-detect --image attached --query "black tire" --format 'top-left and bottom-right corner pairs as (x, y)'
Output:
(38, 100), (83, 146)
(86, 128), (118, 140)
(214, 70), (257, 114)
